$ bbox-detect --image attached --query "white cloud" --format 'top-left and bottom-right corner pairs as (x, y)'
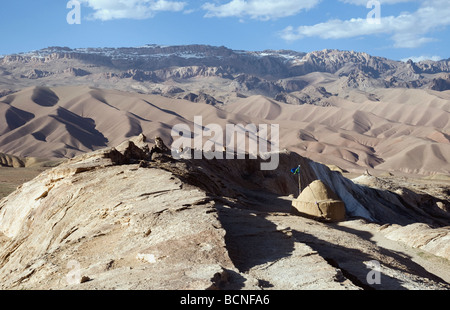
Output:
(401, 55), (442, 62)
(339, 0), (415, 5)
(280, 0), (450, 48)
(280, 18), (385, 41)
(202, 0), (321, 20)
(79, 0), (187, 20)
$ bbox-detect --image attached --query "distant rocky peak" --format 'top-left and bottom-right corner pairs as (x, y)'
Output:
(1, 44), (450, 93)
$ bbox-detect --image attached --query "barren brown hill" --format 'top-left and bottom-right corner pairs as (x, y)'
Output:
(1, 85), (449, 175)
(225, 88), (450, 175)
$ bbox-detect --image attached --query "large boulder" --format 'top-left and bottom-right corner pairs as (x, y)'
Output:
(291, 180), (346, 222)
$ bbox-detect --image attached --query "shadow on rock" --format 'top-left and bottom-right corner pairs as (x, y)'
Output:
(290, 224), (449, 290)
(216, 203), (294, 273)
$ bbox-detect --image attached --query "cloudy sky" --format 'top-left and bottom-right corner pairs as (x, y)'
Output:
(1, 0), (449, 61)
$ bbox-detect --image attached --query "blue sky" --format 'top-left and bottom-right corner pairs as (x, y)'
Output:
(0, 0), (449, 61)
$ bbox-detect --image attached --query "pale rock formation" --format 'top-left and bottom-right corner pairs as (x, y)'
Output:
(0, 142), (235, 289)
(291, 180), (346, 222)
(0, 138), (449, 290)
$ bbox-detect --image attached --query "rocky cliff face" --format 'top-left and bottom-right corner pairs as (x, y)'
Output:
(429, 74), (450, 91)
(0, 137), (449, 290)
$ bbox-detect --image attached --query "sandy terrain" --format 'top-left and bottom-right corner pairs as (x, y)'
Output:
(0, 85), (449, 176)
(0, 167), (48, 199)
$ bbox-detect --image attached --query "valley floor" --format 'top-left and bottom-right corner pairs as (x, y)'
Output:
(0, 167), (48, 199)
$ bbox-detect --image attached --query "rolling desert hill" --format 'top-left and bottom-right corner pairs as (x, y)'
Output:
(0, 84), (449, 175)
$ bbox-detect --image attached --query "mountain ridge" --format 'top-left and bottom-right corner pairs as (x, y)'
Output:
(1, 45), (449, 93)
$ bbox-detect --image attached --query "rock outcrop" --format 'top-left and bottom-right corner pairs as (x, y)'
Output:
(381, 223), (450, 261)
(0, 153), (25, 168)
(0, 153), (52, 168)
(291, 180), (346, 222)
(0, 137), (449, 290)
(429, 74), (450, 91)
(0, 141), (234, 290)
